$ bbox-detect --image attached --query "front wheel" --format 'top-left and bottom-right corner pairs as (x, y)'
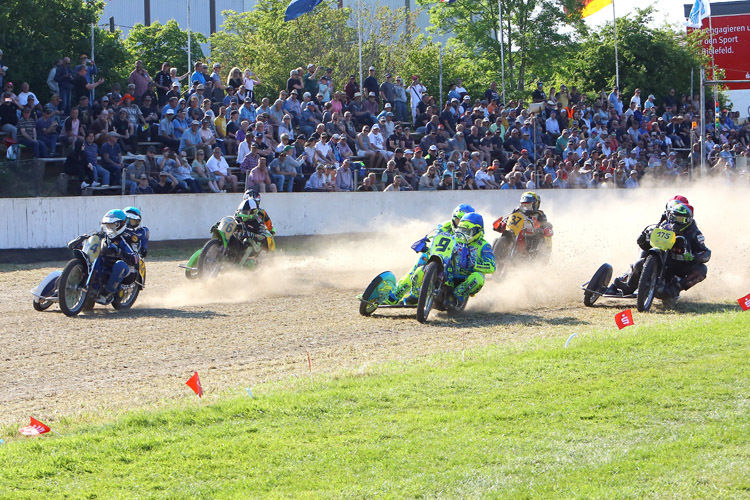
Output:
(197, 239), (225, 278)
(113, 284), (140, 310)
(417, 261), (440, 324)
(637, 255), (659, 313)
(58, 259), (90, 317)
(584, 263), (613, 307)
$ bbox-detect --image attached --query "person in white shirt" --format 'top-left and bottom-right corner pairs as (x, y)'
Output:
(17, 82), (38, 107)
(474, 162), (500, 189)
(406, 75), (426, 124)
(545, 111), (561, 136)
(625, 170), (640, 188)
(314, 132), (336, 165)
(368, 124), (393, 161)
(630, 88), (642, 108)
(206, 146), (238, 192)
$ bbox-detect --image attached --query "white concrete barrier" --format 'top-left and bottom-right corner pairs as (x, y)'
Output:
(0, 189), (665, 249)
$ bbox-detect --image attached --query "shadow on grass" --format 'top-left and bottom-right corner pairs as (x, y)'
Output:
(583, 299), (739, 315)
(74, 307), (226, 320)
(366, 310), (589, 328)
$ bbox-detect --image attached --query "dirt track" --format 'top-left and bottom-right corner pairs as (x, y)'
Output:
(0, 249), (739, 430)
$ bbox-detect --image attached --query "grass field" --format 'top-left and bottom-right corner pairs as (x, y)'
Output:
(1, 309), (748, 499)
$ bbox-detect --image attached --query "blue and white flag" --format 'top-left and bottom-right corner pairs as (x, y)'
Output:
(285, 0), (324, 21)
(685, 0), (711, 28)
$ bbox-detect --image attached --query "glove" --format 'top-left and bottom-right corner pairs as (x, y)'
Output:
(637, 231), (651, 251)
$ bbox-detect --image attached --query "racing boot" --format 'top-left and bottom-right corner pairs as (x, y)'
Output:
(662, 277), (682, 307)
(384, 276), (411, 305)
(604, 284), (620, 296)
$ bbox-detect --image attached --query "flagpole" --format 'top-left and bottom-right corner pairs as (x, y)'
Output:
(357, 0), (363, 92)
(613, 0), (619, 89)
(187, 0), (192, 76)
(498, 0), (506, 105)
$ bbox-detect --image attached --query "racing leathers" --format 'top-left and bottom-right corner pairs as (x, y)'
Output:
(494, 208), (553, 259)
(387, 230), (496, 304)
(104, 233), (140, 295)
(124, 226), (150, 258)
(611, 220), (710, 297)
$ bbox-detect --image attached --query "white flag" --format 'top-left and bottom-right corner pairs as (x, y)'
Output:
(686, 0), (711, 28)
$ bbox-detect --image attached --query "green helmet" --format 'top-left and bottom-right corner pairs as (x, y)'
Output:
(666, 201), (693, 231)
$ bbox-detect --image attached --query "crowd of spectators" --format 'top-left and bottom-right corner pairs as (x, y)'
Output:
(1, 48), (749, 194)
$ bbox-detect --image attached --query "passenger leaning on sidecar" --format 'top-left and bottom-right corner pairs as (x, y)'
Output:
(123, 206), (150, 258)
(606, 197), (710, 300)
(100, 209), (140, 303)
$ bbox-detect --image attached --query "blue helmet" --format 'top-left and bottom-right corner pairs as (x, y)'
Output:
(451, 204), (475, 230)
(101, 209), (127, 238)
(123, 206), (142, 230)
(456, 212), (484, 243)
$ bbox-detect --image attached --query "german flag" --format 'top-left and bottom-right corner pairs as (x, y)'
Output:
(580, 0), (612, 18)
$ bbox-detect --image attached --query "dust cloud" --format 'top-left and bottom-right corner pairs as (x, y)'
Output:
(143, 182), (750, 311)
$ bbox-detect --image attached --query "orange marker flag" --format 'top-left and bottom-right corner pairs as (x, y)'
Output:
(186, 371), (203, 398)
(615, 309), (634, 330)
(19, 417), (51, 436)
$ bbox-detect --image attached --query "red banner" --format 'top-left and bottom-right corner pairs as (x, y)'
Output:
(186, 371), (203, 398)
(19, 417), (51, 436)
(615, 309), (634, 330)
(688, 14), (750, 90)
(738, 293), (750, 311)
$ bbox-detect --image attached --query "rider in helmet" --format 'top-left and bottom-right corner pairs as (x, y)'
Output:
(101, 209), (140, 301)
(438, 204), (476, 234)
(493, 191), (553, 258)
(122, 206), (150, 258)
(607, 198), (710, 300)
(450, 212), (496, 305)
(235, 190), (276, 247)
(385, 204), (475, 304)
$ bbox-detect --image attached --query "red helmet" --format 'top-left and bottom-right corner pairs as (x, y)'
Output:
(669, 195), (693, 216)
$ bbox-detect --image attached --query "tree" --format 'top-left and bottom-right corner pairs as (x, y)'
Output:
(0, 0), (129, 100)
(123, 20), (206, 77)
(422, 0), (581, 99)
(569, 8), (703, 99)
(210, 0), (431, 101)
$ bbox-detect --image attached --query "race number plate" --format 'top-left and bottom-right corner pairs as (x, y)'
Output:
(650, 228), (676, 251)
(506, 211), (525, 237)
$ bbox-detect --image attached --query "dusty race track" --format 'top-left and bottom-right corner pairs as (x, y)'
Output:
(0, 252), (739, 429)
(3, 183), (750, 428)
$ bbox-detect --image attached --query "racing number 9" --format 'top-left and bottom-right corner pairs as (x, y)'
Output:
(435, 237), (451, 252)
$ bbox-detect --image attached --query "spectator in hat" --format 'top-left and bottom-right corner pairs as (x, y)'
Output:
(363, 66), (379, 105)
(36, 106), (59, 156)
(180, 119), (210, 158)
(344, 74), (359, 101)
(363, 92), (379, 122)
(102, 131), (132, 187)
(158, 108), (180, 151)
(379, 73), (396, 110)
(135, 173), (154, 194)
(318, 75), (332, 103)
(270, 146), (303, 192)
(303, 64), (321, 97)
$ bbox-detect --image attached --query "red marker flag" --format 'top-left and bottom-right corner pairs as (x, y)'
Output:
(615, 309), (634, 330)
(19, 417), (51, 436)
(186, 371), (203, 398)
(739, 293), (750, 311)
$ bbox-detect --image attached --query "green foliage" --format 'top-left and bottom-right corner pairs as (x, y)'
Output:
(211, 0), (436, 101)
(1, 310), (749, 498)
(569, 8), (703, 100)
(123, 20), (206, 77)
(422, 0), (581, 100)
(0, 0), (129, 101)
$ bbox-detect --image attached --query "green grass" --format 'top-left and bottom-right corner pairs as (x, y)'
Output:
(1, 312), (749, 499)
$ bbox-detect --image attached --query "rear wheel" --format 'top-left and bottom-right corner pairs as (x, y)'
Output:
(417, 262), (439, 324)
(113, 284), (140, 310)
(637, 255), (659, 313)
(446, 296), (468, 316)
(359, 276), (383, 317)
(584, 263), (613, 307)
(197, 239), (225, 278)
(58, 260), (90, 317)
